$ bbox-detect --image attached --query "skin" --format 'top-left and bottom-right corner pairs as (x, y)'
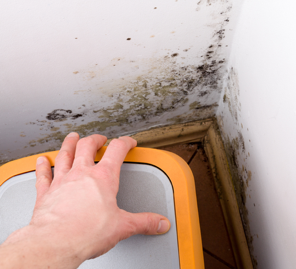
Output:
(0, 133), (170, 269)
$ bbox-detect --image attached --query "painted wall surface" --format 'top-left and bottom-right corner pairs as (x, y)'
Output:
(0, 0), (241, 164)
(217, 1), (296, 268)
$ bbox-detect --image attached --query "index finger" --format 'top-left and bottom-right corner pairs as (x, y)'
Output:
(96, 137), (137, 178)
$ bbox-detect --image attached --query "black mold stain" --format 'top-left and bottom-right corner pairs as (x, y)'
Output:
(198, 91), (209, 97)
(27, 0), (233, 157)
(224, 68), (240, 123)
(194, 104), (216, 110)
(223, 94), (227, 103)
(71, 114), (83, 119)
(218, 66), (258, 268)
(46, 109), (83, 121)
(222, 130), (257, 267)
(238, 131), (245, 153)
(215, 29), (226, 40)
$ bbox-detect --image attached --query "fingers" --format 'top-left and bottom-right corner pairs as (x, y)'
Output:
(119, 211), (171, 241)
(96, 137), (137, 178)
(54, 132), (80, 177)
(35, 156), (52, 203)
(73, 134), (107, 167)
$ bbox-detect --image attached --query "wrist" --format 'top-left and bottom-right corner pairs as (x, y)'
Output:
(0, 224), (85, 269)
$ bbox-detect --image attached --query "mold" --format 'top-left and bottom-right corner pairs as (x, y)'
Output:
(215, 29), (226, 40)
(28, 45), (227, 148)
(221, 133), (255, 262)
(223, 94), (227, 103)
(198, 91), (209, 97)
(217, 68), (258, 267)
(223, 68), (240, 123)
(189, 101), (201, 110)
(46, 109), (84, 121)
(238, 131), (245, 153)
(20, 0), (233, 164)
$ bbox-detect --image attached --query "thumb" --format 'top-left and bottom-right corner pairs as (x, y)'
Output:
(35, 156), (52, 205)
(120, 211), (171, 240)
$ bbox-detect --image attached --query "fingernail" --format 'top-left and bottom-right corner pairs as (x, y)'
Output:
(36, 157), (45, 165)
(157, 219), (170, 234)
(67, 132), (78, 138)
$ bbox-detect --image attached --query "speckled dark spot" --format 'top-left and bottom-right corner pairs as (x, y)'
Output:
(71, 114), (83, 119)
(171, 53), (179, 57)
(199, 91), (208, 97)
(46, 109), (84, 121)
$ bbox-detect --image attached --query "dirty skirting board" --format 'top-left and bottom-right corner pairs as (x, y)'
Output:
(123, 119), (253, 269)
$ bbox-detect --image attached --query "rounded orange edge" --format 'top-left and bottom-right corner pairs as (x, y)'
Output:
(0, 147), (204, 269)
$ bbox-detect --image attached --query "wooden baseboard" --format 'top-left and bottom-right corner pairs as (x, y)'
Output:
(126, 119), (253, 269)
(204, 124), (253, 269)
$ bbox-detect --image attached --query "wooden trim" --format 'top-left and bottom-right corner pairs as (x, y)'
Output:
(131, 120), (212, 148)
(127, 119), (253, 269)
(204, 125), (253, 269)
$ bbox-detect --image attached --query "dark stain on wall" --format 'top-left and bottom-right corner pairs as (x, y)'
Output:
(46, 109), (83, 121)
(12, 0), (234, 162)
(222, 133), (257, 268)
(218, 67), (258, 268)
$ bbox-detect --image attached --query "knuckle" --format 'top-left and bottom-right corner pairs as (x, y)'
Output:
(57, 149), (72, 161)
(109, 139), (127, 150)
(78, 136), (96, 147)
(36, 175), (48, 185)
(144, 215), (157, 235)
(123, 215), (138, 238)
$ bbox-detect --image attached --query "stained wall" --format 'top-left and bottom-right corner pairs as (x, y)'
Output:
(217, 1), (296, 268)
(0, 0), (242, 163)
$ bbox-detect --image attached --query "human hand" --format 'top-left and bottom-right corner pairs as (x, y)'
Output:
(0, 133), (170, 269)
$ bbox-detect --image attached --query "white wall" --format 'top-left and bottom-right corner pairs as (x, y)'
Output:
(217, 1), (296, 268)
(0, 0), (242, 163)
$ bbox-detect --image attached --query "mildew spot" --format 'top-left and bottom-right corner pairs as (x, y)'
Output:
(218, 68), (258, 267)
(223, 68), (240, 123)
(24, 0), (233, 161)
(46, 109), (83, 121)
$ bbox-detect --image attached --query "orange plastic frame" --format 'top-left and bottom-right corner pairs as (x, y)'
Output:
(0, 147), (204, 269)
